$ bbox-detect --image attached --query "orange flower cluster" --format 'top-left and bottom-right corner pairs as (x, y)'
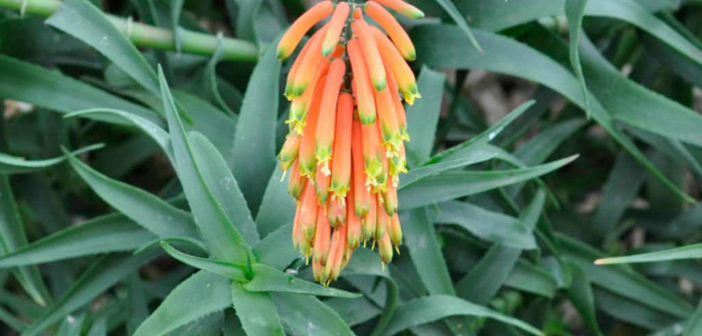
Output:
(277, 0), (423, 284)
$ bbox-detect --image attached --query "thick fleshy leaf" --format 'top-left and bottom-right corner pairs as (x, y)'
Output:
(401, 143), (500, 188)
(64, 108), (172, 160)
(46, 0), (159, 94)
(595, 243), (702, 265)
(565, 0), (590, 118)
(65, 149), (199, 240)
(560, 234), (693, 319)
(0, 215), (152, 267)
(413, 25), (691, 201)
(230, 282), (285, 336)
(0, 144), (103, 174)
(231, 39), (281, 214)
(398, 155), (577, 210)
(273, 293), (355, 336)
(23, 251), (160, 336)
(0, 55), (159, 125)
(253, 223), (297, 270)
(0, 176), (50, 306)
(341, 248), (399, 336)
(432, 0), (481, 51)
(384, 295), (543, 335)
(434, 201), (537, 249)
(160, 67), (250, 263)
(455, 191), (544, 304)
(160, 242), (248, 282)
(188, 131), (259, 244)
(244, 263), (361, 298)
(405, 66), (446, 167)
(134, 271), (231, 336)
(403, 208), (455, 295)
(255, 169), (295, 237)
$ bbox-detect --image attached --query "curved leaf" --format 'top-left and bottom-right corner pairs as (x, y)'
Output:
(134, 271), (231, 336)
(64, 149), (199, 240)
(0, 215), (153, 267)
(398, 155), (577, 210)
(160, 67), (250, 263)
(0, 144), (103, 174)
(160, 242), (248, 282)
(413, 24), (692, 202)
(231, 38), (281, 214)
(46, 0), (159, 94)
(595, 243), (702, 265)
(244, 263), (361, 298)
(384, 295), (543, 335)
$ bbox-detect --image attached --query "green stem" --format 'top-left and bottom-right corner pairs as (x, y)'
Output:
(0, 0), (259, 62)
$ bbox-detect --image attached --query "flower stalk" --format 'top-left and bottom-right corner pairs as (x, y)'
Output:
(0, 0), (259, 61)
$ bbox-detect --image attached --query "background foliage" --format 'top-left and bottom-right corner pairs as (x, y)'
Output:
(0, 0), (701, 335)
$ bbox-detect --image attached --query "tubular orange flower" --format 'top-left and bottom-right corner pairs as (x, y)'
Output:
(292, 25), (329, 97)
(324, 225), (347, 281)
(330, 93), (353, 201)
(316, 60), (347, 173)
(361, 121), (384, 188)
(278, 133), (301, 171)
(348, 39), (377, 124)
(322, 2), (350, 56)
(351, 119), (371, 216)
(288, 58), (330, 134)
(375, 196), (388, 241)
(351, 19), (386, 91)
(346, 179), (362, 249)
(298, 76), (326, 177)
(386, 67), (409, 141)
(277, 1), (333, 59)
(284, 30), (314, 99)
(371, 26), (420, 104)
(315, 163), (332, 204)
(373, 73), (402, 157)
(389, 212), (403, 248)
(287, 160), (305, 199)
(378, 228), (394, 264)
(371, 0), (424, 19)
(299, 180), (318, 240)
(376, 125), (390, 192)
(364, 1), (416, 60)
(363, 194), (378, 243)
(292, 199), (302, 249)
(328, 197), (346, 228)
(313, 203), (331, 263)
(383, 180), (398, 215)
(313, 259), (324, 283)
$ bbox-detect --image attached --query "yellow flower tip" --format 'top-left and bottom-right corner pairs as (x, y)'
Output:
(316, 148), (333, 172)
(277, 46), (290, 60)
(401, 129), (411, 142)
(404, 49), (416, 61)
(330, 185), (349, 202)
(395, 245), (401, 255)
(278, 160), (294, 172)
(402, 90), (420, 105)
